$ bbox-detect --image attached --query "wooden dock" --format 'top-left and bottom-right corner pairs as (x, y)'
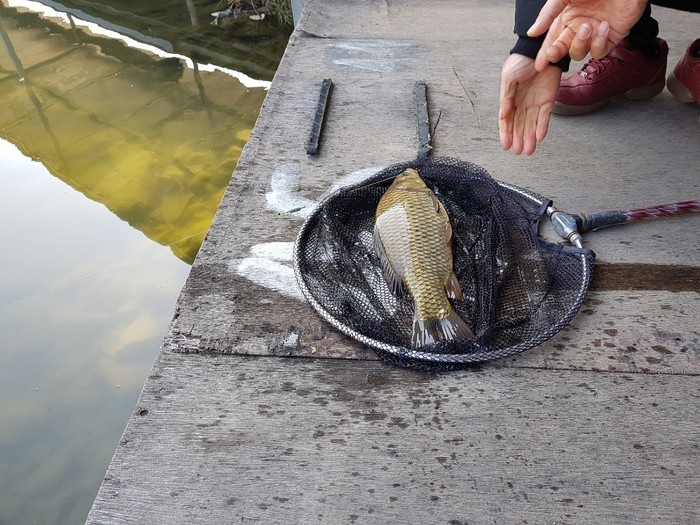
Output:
(87, 1), (700, 523)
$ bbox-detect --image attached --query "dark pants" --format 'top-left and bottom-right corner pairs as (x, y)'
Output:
(630, 1), (699, 56)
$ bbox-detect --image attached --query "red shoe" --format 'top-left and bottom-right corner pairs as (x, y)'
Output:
(667, 39), (700, 104)
(554, 38), (669, 116)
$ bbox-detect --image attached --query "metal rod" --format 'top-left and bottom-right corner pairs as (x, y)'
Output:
(415, 81), (432, 159)
(306, 78), (333, 156)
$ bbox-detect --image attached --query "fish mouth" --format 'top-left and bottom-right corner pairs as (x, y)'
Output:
(390, 169), (427, 192)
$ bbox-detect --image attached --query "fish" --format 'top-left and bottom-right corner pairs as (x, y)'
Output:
(374, 168), (474, 348)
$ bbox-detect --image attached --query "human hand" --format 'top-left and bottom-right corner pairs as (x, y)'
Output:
(499, 54), (562, 155)
(528, 0), (647, 71)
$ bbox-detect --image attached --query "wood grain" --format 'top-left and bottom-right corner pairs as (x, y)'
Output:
(87, 354), (700, 525)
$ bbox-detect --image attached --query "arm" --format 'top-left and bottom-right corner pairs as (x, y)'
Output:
(498, 56), (561, 155)
(498, 0), (565, 155)
(512, 0), (572, 70)
(528, 0), (648, 71)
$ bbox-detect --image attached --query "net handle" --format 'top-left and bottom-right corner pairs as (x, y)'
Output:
(547, 200), (700, 248)
(575, 200), (700, 232)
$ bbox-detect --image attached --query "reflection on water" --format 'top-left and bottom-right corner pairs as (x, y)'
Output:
(0, 140), (193, 523)
(0, 1), (290, 523)
(1, 0), (273, 264)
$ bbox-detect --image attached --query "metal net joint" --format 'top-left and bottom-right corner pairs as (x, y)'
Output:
(547, 206), (584, 248)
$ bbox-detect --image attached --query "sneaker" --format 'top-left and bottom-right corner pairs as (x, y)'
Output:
(553, 38), (669, 116)
(667, 39), (700, 104)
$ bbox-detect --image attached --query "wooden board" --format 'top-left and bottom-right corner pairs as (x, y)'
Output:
(87, 354), (700, 525)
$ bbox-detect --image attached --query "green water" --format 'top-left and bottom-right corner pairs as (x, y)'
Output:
(0, 1), (290, 523)
(0, 141), (193, 524)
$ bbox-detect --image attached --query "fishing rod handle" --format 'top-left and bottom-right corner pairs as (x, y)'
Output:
(626, 200), (700, 221)
(575, 200), (700, 232)
(574, 211), (628, 232)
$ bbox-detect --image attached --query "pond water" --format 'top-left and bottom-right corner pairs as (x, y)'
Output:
(0, 1), (290, 523)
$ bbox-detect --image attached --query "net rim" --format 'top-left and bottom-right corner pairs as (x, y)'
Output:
(292, 157), (595, 365)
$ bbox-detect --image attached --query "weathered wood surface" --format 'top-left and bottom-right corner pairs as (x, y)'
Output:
(159, 0), (699, 370)
(88, 0), (700, 523)
(89, 354), (700, 525)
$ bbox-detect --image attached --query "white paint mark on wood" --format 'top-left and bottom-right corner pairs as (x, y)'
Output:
(266, 165), (382, 218)
(322, 166), (383, 199)
(265, 164), (317, 217)
(283, 332), (299, 347)
(230, 242), (304, 301)
(250, 241), (296, 262)
(329, 41), (413, 73)
(245, 165), (385, 300)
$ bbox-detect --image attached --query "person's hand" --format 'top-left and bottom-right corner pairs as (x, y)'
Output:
(528, 0), (647, 71)
(499, 54), (562, 155)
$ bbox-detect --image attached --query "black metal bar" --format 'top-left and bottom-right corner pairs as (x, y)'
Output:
(306, 78), (333, 155)
(415, 81), (432, 158)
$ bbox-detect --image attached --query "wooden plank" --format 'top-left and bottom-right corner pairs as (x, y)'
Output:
(506, 291), (700, 374)
(87, 354), (700, 525)
(166, 285), (700, 374)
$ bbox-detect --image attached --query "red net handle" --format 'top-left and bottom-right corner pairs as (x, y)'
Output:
(575, 200), (700, 232)
(625, 200), (700, 222)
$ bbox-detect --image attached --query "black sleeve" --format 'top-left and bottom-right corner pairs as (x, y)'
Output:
(510, 0), (571, 71)
(650, 0), (700, 12)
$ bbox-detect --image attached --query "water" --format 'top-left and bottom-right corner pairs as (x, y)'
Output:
(0, 140), (192, 524)
(0, 1), (290, 523)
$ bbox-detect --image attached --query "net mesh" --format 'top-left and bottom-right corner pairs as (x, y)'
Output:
(294, 156), (595, 370)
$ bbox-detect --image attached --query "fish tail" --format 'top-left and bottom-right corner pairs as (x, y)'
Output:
(439, 310), (475, 341)
(411, 309), (474, 348)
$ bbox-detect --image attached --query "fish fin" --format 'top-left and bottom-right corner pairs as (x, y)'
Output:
(374, 225), (404, 296)
(445, 272), (463, 300)
(438, 310), (475, 341)
(429, 192), (441, 213)
(411, 309), (474, 349)
(412, 316), (439, 349)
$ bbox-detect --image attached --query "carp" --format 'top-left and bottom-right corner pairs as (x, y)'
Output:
(374, 168), (474, 348)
